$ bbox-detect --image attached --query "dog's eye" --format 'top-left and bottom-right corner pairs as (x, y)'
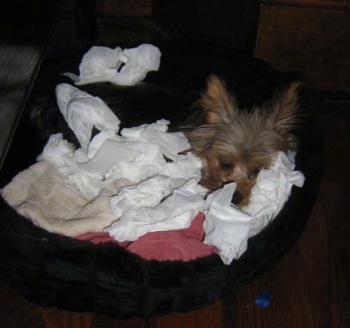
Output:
(248, 168), (261, 180)
(219, 161), (233, 171)
(253, 168), (261, 175)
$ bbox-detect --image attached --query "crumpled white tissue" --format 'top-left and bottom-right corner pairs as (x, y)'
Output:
(67, 44), (161, 86)
(245, 151), (305, 222)
(107, 178), (206, 242)
(120, 120), (190, 161)
(39, 120), (202, 199)
(203, 151), (305, 265)
(38, 84), (206, 241)
(56, 83), (120, 152)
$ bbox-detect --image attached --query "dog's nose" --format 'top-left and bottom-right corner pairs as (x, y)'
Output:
(231, 191), (244, 205)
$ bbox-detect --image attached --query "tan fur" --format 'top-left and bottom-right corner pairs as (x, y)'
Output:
(196, 74), (235, 124)
(185, 74), (300, 206)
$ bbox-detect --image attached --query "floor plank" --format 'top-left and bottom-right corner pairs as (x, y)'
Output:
(0, 282), (46, 328)
(154, 301), (223, 328)
(255, 5), (350, 91)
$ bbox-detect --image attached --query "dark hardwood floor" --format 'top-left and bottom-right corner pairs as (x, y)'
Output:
(0, 89), (349, 328)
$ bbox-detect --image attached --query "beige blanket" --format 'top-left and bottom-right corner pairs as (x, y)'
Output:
(1, 161), (129, 236)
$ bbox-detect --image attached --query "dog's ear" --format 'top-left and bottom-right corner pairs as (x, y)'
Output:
(270, 82), (300, 134)
(198, 74), (235, 124)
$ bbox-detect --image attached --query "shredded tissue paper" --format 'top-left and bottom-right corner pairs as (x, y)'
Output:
(65, 44), (161, 86)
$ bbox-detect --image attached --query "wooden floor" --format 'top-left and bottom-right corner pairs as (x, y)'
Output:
(0, 95), (349, 328)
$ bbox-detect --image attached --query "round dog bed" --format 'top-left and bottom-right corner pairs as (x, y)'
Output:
(0, 43), (323, 319)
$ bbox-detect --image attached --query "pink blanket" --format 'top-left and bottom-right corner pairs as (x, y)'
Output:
(75, 212), (217, 261)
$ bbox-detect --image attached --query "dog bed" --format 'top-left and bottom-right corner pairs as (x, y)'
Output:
(0, 43), (323, 318)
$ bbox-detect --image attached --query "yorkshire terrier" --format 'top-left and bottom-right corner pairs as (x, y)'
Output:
(183, 74), (300, 207)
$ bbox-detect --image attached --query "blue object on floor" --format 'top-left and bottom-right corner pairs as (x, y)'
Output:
(255, 292), (273, 308)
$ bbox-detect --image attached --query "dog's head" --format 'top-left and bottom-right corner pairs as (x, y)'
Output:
(185, 74), (300, 206)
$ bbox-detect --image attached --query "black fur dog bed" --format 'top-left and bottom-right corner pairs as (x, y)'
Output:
(0, 43), (323, 319)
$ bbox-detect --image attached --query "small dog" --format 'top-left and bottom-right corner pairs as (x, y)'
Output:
(183, 74), (300, 207)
